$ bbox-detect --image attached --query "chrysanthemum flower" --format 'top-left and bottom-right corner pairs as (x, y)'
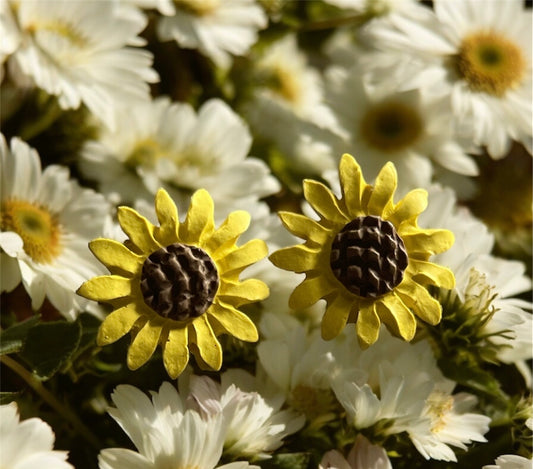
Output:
(77, 188), (268, 378)
(270, 154), (455, 347)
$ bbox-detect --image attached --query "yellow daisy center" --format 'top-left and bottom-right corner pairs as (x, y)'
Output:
(173, 0), (220, 16)
(26, 20), (88, 48)
(288, 384), (336, 421)
(426, 391), (454, 433)
(267, 66), (302, 105)
(330, 215), (408, 298)
(140, 243), (219, 321)
(360, 100), (423, 152)
(126, 139), (166, 170)
(456, 31), (526, 97)
(1, 199), (62, 264)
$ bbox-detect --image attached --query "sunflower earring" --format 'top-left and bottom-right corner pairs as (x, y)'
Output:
(77, 188), (268, 378)
(270, 153), (455, 347)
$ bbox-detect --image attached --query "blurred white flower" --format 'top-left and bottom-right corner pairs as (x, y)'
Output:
(157, 0), (267, 68)
(0, 401), (73, 469)
(99, 382), (258, 469)
(319, 434), (392, 469)
(326, 68), (478, 189)
(483, 454), (533, 469)
(1, 0), (158, 130)
(363, 0), (532, 158)
(0, 135), (110, 319)
(188, 373), (304, 460)
(80, 97), (280, 222)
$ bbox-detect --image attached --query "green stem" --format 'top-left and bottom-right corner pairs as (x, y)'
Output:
(18, 97), (63, 141)
(1, 354), (101, 450)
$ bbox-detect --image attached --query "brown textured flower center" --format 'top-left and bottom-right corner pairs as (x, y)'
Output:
(329, 215), (408, 298)
(140, 243), (219, 321)
(456, 31), (525, 96)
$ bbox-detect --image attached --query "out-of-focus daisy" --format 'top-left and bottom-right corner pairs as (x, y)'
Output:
(270, 154), (455, 347)
(364, 0), (532, 158)
(157, 0), (267, 68)
(1, 0), (158, 130)
(319, 434), (392, 469)
(188, 373), (304, 460)
(0, 401), (73, 469)
(80, 97), (280, 221)
(77, 188), (268, 378)
(0, 135), (110, 320)
(326, 70), (478, 188)
(99, 382), (258, 469)
(483, 455), (533, 469)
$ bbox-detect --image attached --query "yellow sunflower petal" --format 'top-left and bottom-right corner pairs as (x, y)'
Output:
(356, 302), (381, 348)
(89, 239), (143, 277)
(97, 304), (143, 346)
(303, 179), (349, 224)
(368, 162), (397, 217)
(387, 189), (428, 226)
(191, 316), (222, 371)
(321, 294), (354, 341)
(179, 189), (215, 245)
(377, 293), (416, 342)
(154, 189), (179, 245)
(127, 319), (163, 370)
(216, 239), (268, 272)
(278, 211), (332, 245)
(77, 275), (132, 302)
(269, 244), (321, 273)
(205, 210), (250, 256)
(218, 279), (269, 305)
(409, 260), (455, 289)
(208, 301), (258, 342)
(401, 228), (455, 258)
(339, 154), (366, 217)
(117, 206), (161, 253)
(289, 275), (335, 310)
(396, 281), (442, 325)
(162, 327), (189, 379)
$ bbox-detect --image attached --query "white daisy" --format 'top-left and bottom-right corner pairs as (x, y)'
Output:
(325, 67), (478, 189)
(0, 401), (73, 469)
(99, 382), (258, 469)
(187, 373), (304, 460)
(156, 0), (267, 68)
(319, 434), (392, 469)
(483, 455), (533, 469)
(80, 97), (280, 222)
(0, 135), (110, 320)
(363, 0), (533, 158)
(2, 0), (158, 130)
(323, 0), (424, 19)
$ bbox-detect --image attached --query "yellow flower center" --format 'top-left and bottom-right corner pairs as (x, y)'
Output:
(330, 216), (408, 298)
(360, 100), (423, 152)
(266, 66), (302, 105)
(26, 19), (88, 48)
(1, 199), (62, 264)
(456, 31), (526, 97)
(288, 384), (336, 421)
(426, 391), (454, 433)
(140, 243), (219, 321)
(126, 139), (166, 170)
(173, 0), (220, 16)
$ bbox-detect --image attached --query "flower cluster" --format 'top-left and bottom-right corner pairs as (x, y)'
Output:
(0, 1), (531, 469)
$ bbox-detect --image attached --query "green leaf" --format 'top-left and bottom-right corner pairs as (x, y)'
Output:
(0, 392), (19, 405)
(20, 319), (82, 380)
(260, 453), (311, 469)
(0, 316), (41, 355)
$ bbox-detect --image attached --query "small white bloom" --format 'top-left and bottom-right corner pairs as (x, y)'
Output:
(319, 434), (392, 469)
(0, 401), (73, 469)
(80, 97), (280, 222)
(2, 0), (158, 130)
(326, 68), (478, 189)
(188, 373), (304, 460)
(0, 135), (110, 319)
(483, 454), (533, 469)
(157, 0), (267, 68)
(99, 382), (258, 469)
(363, 0), (533, 158)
